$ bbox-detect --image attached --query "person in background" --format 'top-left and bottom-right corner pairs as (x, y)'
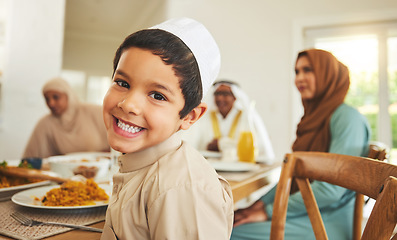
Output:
(183, 80), (275, 163)
(23, 77), (110, 158)
(100, 18), (233, 240)
(230, 49), (370, 240)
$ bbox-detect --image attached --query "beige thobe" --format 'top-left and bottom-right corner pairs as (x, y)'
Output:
(101, 133), (234, 240)
(23, 103), (110, 158)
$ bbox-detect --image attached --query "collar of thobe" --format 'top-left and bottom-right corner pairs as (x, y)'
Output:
(211, 107), (242, 139)
(118, 132), (182, 173)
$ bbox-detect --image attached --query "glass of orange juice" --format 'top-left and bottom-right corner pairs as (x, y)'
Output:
(237, 131), (255, 163)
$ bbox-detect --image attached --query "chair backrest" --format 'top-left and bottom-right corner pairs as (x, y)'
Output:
(368, 141), (390, 162)
(270, 152), (397, 240)
(353, 142), (390, 240)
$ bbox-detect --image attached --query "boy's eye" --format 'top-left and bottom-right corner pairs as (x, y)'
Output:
(149, 92), (166, 101)
(115, 80), (130, 89)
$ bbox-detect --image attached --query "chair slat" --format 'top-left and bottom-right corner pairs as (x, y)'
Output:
(270, 156), (296, 240)
(296, 178), (328, 240)
(353, 193), (365, 240)
(361, 177), (397, 240)
(353, 143), (389, 240)
(270, 152), (397, 240)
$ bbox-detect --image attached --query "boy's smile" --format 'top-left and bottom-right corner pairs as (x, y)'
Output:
(103, 47), (190, 154)
(114, 117), (144, 137)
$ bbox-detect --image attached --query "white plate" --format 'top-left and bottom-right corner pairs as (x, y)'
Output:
(0, 180), (51, 199)
(208, 160), (259, 172)
(200, 150), (222, 159)
(1, 159), (51, 198)
(11, 184), (111, 210)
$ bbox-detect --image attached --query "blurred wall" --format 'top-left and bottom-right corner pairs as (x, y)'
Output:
(62, 0), (167, 77)
(0, 0), (396, 160)
(166, 0), (397, 160)
(0, 0), (65, 159)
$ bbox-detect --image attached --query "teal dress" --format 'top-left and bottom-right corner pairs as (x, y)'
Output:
(231, 104), (370, 240)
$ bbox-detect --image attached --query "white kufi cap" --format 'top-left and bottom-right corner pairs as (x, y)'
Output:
(150, 18), (221, 98)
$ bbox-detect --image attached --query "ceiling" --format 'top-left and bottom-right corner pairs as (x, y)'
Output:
(64, 0), (161, 40)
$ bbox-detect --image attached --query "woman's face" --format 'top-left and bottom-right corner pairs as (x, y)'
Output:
(295, 55), (316, 100)
(44, 90), (68, 116)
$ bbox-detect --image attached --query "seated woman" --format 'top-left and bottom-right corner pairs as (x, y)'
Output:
(231, 49), (370, 240)
(183, 80), (275, 163)
(23, 77), (110, 158)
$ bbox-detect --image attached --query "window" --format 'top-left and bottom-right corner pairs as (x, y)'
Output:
(86, 76), (111, 105)
(304, 21), (397, 164)
(60, 70), (111, 105)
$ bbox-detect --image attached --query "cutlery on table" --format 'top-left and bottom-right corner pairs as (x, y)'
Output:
(10, 212), (103, 233)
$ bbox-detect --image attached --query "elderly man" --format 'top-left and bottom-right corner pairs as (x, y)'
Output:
(183, 80), (275, 163)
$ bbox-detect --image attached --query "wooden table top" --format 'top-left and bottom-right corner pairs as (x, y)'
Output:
(2, 161), (281, 240)
(224, 162), (281, 203)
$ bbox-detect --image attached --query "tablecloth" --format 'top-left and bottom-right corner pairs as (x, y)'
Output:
(0, 200), (106, 240)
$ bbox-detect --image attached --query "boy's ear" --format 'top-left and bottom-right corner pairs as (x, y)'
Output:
(180, 102), (207, 130)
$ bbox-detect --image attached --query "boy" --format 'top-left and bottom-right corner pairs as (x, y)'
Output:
(101, 18), (234, 239)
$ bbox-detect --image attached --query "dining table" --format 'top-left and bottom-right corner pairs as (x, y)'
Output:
(0, 160), (281, 240)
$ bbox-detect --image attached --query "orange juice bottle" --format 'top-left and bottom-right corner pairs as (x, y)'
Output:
(237, 100), (257, 163)
(237, 131), (255, 163)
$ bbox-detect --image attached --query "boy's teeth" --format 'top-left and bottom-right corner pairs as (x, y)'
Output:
(117, 120), (142, 133)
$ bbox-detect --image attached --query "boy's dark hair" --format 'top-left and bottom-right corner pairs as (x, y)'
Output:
(113, 29), (202, 118)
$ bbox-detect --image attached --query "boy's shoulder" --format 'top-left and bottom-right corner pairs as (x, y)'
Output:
(156, 142), (220, 187)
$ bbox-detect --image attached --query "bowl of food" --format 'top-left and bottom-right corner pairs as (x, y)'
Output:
(47, 153), (110, 181)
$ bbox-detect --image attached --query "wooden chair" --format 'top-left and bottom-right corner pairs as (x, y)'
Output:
(367, 141), (389, 162)
(353, 142), (390, 240)
(270, 152), (397, 240)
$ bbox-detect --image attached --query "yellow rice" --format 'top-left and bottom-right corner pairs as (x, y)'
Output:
(41, 179), (109, 206)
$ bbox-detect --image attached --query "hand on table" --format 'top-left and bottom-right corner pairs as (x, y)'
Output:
(233, 200), (268, 227)
(207, 139), (219, 152)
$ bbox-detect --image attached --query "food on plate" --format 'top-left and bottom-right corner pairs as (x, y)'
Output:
(72, 165), (99, 179)
(0, 175), (43, 188)
(0, 161), (66, 184)
(48, 156), (110, 180)
(0, 161), (45, 188)
(70, 158), (100, 163)
(39, 179), (109, 206)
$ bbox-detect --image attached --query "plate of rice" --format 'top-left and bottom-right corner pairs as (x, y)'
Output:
(11, 179), (111, 209)
(1, 160), (51, 199)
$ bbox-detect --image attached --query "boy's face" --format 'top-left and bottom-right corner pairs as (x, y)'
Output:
(103, 47), (185, 153)
(103, 47), (195, 153)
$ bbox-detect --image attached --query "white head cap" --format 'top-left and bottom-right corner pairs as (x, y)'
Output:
(150, 18), (221, 98)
